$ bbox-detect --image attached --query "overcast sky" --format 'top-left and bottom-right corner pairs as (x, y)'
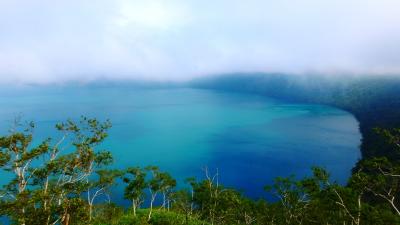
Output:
(0, 0), (399, 84)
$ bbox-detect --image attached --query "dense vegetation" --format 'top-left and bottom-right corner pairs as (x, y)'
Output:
(0, 117), (399, 225)
(190, 73), (400, 161)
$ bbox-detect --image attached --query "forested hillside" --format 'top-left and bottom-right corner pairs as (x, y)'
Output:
(190, 73), (400, 161)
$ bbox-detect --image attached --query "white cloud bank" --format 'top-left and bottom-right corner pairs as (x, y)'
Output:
(0, 0), (400, 83)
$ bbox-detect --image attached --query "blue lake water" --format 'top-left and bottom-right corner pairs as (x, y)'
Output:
(0, 86), (361, 201)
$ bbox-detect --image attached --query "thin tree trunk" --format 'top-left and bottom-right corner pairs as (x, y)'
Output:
(89, 203), (93, 221)
(64, 214), (70, 225)
(356, 193), (362, 225)
(148, 195), (156, 221)
(162, 193), (166, 210)
(132, 199), (137, 216)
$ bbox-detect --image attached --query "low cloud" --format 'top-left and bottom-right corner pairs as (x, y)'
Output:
(0, 0), (400, 84)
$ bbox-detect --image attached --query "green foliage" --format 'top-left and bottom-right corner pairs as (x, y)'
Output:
(123, 167), (148, 217)
(148, 210), (209, 225)
(0, 117), (115, 225)
(92, 203), (124, 225)
(92, 209), (209, 225)
(0, 118), (400, 224)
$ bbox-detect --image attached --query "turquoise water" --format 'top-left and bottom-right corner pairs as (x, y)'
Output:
(0, 86), (360, 200)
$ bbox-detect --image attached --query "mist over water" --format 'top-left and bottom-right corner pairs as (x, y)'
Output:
(1, 0), (400, 84)
(0, 86), (361, 201)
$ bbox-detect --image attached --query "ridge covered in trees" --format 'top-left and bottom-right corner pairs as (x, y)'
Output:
(189, 73), (400, 161)
(0, 117), (399, 225)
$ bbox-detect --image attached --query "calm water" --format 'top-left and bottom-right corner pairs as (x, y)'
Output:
(0, 86), (361, 201)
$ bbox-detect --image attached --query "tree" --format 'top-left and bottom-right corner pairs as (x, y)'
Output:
(145, 166), (176, 220)
(189, 168), (247, 225)
(355, 128), (400, 217)
(357, 157), (400, 216)
(265, 176), (310, 225)
(123, 167), (147, 217)
(0, 119), (52, 225)
(170, 189), (194, 224)
(0, 116), (113, 225)
(304, 167), (365, 225)
(158, 171), (176, 211)
(87, 169), (123, 221)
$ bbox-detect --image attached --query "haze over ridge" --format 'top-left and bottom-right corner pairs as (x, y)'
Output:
(1, 0), (400, 84)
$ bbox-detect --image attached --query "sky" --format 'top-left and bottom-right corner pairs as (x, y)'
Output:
(0, 0), (400, 84)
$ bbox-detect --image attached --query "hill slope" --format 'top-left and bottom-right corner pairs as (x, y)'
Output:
(189, 73), (400, 161)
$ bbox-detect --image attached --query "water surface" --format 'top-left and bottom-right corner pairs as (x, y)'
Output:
(0, 86), (361, 200)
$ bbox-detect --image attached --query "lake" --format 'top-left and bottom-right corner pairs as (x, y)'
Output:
(0, 86), (361, 201)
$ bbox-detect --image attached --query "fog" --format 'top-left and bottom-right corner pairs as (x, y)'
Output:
(0, 0), (399, 84)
